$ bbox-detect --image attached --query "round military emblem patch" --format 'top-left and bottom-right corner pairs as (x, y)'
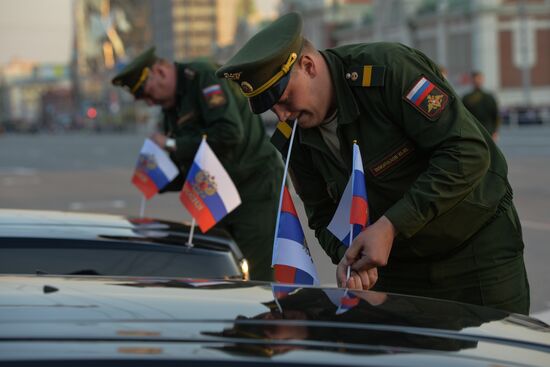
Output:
(240, 81), (254, 94)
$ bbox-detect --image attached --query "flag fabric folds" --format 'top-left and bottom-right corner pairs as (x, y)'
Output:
(273, 186), (319, 287)
(179, 138), (241, 232)
(327, 142), (369, 246)
(132, 138), (179, 199)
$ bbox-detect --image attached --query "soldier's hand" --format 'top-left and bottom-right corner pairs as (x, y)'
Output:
(150, 132), (168, 148)
(336, 215), (396, 289)
(336, 265), (378, 291)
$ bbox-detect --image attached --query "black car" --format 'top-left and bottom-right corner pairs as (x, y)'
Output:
(0, 209), (248, 280)
(0, 275), (549, 366)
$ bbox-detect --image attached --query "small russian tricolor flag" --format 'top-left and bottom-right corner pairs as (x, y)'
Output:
(327, 142), (369, 246)
(132, 138), (179, 199)
(273, 186), (319, 287)
(179, 138), (241, 232)
(406, 77), (435, 106)
(202, 84), (222, 97)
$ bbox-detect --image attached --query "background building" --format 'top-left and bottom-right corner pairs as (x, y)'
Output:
(151, 0), (256, 62)
(0, 59), (70, 132)
(289, 0), (550, 119)
(71, 0), (152, 131)
(3, 0), (547, 133)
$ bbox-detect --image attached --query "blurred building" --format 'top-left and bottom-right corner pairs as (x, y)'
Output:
(283, 0), (550, 115)
(71, 0), (152, 131)
(151, 0), (255, 62)
(281, 0), (375, 48)
(0, 59), (71, 132)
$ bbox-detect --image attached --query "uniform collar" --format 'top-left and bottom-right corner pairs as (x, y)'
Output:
(163, 62), (187, 114)
(297, 50), (359, 152)
(320, 49), (360, 125)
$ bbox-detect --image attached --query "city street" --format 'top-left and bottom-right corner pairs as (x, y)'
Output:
(1, 125), (549, 320)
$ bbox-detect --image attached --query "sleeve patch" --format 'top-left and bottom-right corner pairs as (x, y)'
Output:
(403, 76), (449, 121)
(202, 84), (226, 108)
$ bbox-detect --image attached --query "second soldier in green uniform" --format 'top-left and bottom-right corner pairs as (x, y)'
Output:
(112, 47), (283, 281)
(462, 71), (500, 140)
(216, 12), (530, 314)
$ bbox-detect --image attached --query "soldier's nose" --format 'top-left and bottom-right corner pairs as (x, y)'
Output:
(271, 105), (290, 122)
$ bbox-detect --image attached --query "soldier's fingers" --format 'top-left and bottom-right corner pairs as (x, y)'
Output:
(351, 255), (377, 272)
(357, 270), (371, 290)
(346, 272), (362, 290)
(367, 267), (378, 289)
(336, 261), (349, 288)
(344, 239), (364, 264)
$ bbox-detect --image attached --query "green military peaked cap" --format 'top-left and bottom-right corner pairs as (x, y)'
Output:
(216, 12), (304, 114)
(111, 46), (157, 98)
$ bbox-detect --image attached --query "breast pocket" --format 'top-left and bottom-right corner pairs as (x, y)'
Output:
(366, 140), (423, 182)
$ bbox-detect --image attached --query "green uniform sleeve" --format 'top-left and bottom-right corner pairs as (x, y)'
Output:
(382, 47), (490, 238)
(172, 65), (244, 162)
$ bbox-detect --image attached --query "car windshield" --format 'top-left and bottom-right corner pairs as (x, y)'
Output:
(0, 238), (243, 279)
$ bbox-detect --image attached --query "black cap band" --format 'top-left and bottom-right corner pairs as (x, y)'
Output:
(248, 72), (291, 114)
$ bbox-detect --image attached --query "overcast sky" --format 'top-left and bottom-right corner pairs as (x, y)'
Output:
(0, 0), (73, 65)
(0, 0), (279, 67)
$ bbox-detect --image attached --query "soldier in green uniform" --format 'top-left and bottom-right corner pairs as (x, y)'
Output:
(216, 12), (530, 314)
(112, 47), (283, 281)
(462, 71), (500, 140)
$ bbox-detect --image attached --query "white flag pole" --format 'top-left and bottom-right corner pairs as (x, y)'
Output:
(186, 134), (207, 247)
(346, 141), (358, 283)
(139, 196), (146, 218)
(272, 286), (284, 314)
(187, 217), (196, 246)
(272, 120), (298, 265)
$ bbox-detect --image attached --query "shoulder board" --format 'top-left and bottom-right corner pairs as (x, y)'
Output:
(183, 67), (196, 80)
(345, 65), (385, 87)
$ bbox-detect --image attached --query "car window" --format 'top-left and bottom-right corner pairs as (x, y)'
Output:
(0, 238), (243, 279)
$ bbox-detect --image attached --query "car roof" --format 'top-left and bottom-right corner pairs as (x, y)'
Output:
(1, 275), (549, 366)
(0, 209), (242, 256)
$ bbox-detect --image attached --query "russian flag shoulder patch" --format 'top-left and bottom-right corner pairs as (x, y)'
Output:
(202, 84), (226, 108)
(403, 76), (449, 121)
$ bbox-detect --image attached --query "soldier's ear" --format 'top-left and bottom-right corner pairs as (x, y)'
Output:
(154, 63), (166, 78)
(299, 54), (317, 79)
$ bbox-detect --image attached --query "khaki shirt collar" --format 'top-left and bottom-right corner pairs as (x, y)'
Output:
(163, 62), (187, 114)
(297, 50), (359, 154)
(320, 49), (360, 125)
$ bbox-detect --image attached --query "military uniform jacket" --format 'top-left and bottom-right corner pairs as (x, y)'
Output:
(163, 62), (281, 200)
(462, 88), (499, 135)
(289, 43), (513, 264)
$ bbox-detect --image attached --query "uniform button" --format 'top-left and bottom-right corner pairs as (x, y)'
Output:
(351, 72), (358, 81)
(345, 73), (351, 79)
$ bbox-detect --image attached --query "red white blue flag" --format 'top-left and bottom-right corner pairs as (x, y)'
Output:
(336, 290), (360, 315)
(132, 138), (179, 199)
(179, 138), (241, 232)
(273, 186), (319, 289)
(327, 142), (369, 246)
(323, 288), (360, 315)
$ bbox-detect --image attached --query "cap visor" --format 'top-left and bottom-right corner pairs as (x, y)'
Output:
(248, 73), (291, 114)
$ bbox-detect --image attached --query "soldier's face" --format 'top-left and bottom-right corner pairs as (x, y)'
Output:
(138, 63), (176, 109)
(271, 56), (331, 129)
